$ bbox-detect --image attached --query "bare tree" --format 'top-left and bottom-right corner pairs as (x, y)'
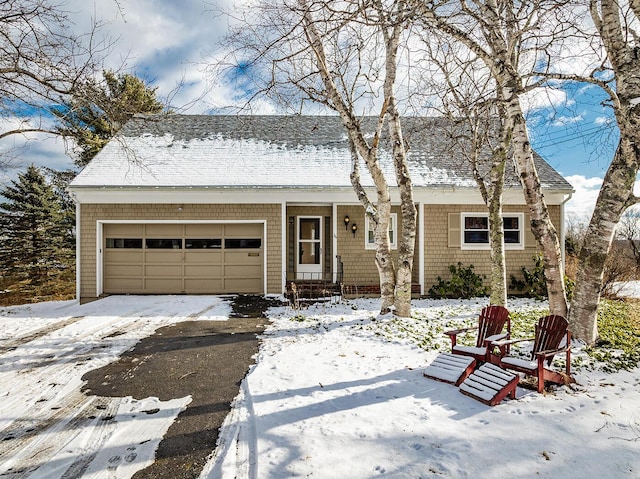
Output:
(0, 0), (105, 166)
(558, 1), (640, 344)
(218, 0), (417, 316)
(413, 0), (570, 317)
(417, 36), (510, 305)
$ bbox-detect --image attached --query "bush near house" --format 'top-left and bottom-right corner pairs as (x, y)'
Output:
(428, 262), (487, 299)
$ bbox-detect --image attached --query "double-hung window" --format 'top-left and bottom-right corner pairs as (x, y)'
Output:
(460, 213), (524, 250)
(365, 213), (397, 250)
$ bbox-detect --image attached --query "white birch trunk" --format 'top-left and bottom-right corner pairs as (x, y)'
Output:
(569, 1), (640, 344)
(503, 90), (568, 318)
(387, 102), (416, 317)
(300, 1), (414, 315)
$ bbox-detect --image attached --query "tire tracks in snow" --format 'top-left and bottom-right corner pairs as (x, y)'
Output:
(0, 316), (86, 353)
(0, 296), (228, 477)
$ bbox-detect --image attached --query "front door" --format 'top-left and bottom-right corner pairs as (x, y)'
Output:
(296, 216), (322, 280)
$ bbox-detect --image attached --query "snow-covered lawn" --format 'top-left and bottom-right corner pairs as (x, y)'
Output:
(1, 295), (639, 478)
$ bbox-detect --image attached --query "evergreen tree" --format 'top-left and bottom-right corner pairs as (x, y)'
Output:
(0, 166), (71, 283)
(53, 70), (166, 167)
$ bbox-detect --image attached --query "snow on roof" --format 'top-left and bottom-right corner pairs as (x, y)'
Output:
(69, 115), (573, 191)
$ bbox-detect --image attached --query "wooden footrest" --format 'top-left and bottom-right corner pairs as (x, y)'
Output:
(459, 363), (519, 406)
(423, 353), (476, 386)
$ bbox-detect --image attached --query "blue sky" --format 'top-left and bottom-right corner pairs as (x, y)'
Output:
(0, 0), (625, 224)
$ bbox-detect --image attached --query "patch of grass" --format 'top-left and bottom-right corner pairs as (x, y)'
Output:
(585, 299), (640, 372)
(369, 299), (640, 373)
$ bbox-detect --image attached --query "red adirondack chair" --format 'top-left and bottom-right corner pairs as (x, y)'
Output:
(492, 314), (573, 393)
(445, 305), (510, 364)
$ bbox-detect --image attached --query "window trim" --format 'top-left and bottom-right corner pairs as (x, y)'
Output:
(365, 213), (397, 250)
(460, 212), (525, 250)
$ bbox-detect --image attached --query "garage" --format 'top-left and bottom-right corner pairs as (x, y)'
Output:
(102, 223), (264, 294)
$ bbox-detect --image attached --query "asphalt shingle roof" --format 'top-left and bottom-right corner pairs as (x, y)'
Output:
(69, 114), (573, 191)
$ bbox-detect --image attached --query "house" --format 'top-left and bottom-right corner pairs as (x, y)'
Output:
(68, 114), (574, 302)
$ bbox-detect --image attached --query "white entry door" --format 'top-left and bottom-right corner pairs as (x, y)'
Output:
(296, 217), (322, 280)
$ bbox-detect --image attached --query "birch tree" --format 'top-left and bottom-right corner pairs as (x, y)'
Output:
(550, 1), (640, 344)
(0, 0), (105, 165)
(414, 0), (570, 317)
(219, 0), (417, 315)
(418, 37), (510, 305)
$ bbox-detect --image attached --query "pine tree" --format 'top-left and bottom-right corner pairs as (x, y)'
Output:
(53, 70), (166, 167)
(0, 165), (71, 283)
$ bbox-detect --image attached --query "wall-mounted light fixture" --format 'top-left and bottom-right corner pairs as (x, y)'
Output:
(351, 223), (358, 237)
(344, 215), (350, 230)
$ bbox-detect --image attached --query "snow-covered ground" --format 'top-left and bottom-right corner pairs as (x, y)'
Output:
(0, 296), (231, 478)
(1, 295), (639, 478)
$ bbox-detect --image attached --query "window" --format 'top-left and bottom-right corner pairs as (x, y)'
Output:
(225, 238), (262, 249)
(145, 238), (182, 249)
(106, 238), (142, 249)
(461, 213), (524, 250)
(185, 238), (221, 249)
(365, 213), (397, 250)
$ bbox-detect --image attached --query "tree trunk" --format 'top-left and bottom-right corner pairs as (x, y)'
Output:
(488, 185), (507, 306)
(569, 132), (640, 343)
(568, 0), (640, 344)
(504, 90), (568, 318)
(388, 101), (416, 317)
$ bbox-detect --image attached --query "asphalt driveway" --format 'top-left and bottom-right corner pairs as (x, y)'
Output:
(80, 295), (281, 479)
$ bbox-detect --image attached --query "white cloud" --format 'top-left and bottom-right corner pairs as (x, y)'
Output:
(564, 175), (640, 226)
(552, 114), (584, 127)
(521, 86), (572, 113)
(594, 116), (612, 125)
(564, 174), (603, 224)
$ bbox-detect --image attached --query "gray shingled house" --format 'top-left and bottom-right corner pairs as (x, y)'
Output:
(68, 114), (574, 301)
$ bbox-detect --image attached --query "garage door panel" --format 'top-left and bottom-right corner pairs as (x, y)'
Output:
(224, 264), (262, 278)
(104, 278), (143, 292)
(145, 251), (183, 263)
(106, 265), (143, 276)
(145, 224), (183, 236)
(105, 251), (143, 263)
(186, 224), (223, 236)
(225, 278), (262, 293)
(184, 251), (222, 263)
(105, 224), (143, 236)
(145, 265), (183, 277)
(145, 279), (183, 293)
(224, 224), (262, 236)
(184, 264), (222, 277)
(224, 251), (261, 263)
(185, 279), (223, 293)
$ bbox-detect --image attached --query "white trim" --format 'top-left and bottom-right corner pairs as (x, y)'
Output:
(332, 203), (338, 283)
(365, 213), (398, 250)
(281, 202), (287, 294)
(69, 186), (573, 206)
(95, 219), (268, 297)
(96, 222), (103, 297)
(460, 212), (525, 250)
(419, 203), (425, 296)
(75, 202), (81, 301)
(296, 216), (323, 279)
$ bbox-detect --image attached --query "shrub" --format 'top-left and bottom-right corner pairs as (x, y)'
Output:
(428, 262), (487, 299)
(510, 253), (574, 300)
(510, 254), (547, 299)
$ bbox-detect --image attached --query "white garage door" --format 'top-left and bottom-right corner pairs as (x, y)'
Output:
(103, 223), (263, 294)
